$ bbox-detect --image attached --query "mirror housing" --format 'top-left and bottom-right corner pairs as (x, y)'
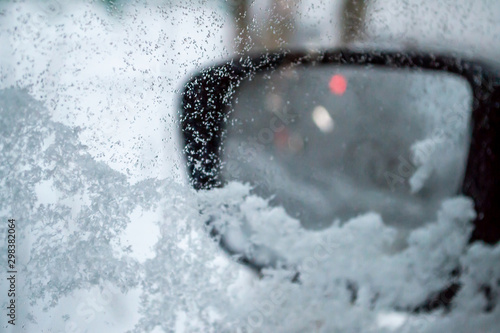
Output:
(180, 49), (500, 247)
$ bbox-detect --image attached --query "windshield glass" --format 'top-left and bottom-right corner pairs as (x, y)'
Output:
(1, 1), (499, 332)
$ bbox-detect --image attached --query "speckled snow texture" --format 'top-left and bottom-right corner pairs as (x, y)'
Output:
(1, 1), (499, 332)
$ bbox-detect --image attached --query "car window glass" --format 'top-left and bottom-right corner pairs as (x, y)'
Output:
(1, 1), (499, 332)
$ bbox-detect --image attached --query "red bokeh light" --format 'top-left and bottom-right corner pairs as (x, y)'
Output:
(329, 75), (347, 95)
(274, 128), (289, 150)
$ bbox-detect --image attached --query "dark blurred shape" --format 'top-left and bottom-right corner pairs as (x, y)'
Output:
(341, 0), (369, 43)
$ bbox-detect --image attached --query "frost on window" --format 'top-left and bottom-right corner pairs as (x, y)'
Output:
(1, 0), (500, 332)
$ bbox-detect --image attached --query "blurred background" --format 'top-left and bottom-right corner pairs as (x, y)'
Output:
(1, 0), (500, 332)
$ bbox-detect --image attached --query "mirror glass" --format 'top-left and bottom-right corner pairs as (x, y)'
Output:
(221, 65), (473, 236)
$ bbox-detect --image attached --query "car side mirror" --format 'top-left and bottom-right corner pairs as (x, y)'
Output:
(179, 49), (500, 273)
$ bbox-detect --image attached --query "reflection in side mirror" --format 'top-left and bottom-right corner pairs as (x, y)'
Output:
(222, 66), (473, 231)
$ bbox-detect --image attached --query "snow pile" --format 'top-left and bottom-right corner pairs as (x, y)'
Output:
(198, 183), (499, 332)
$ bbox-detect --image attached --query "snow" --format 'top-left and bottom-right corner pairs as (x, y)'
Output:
(0, 0), (499, 332)
(366, 0), (500, 60)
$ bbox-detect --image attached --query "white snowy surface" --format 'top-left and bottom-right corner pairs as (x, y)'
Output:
(365, 0), (500, 61)
(0, 1), (500, 332)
